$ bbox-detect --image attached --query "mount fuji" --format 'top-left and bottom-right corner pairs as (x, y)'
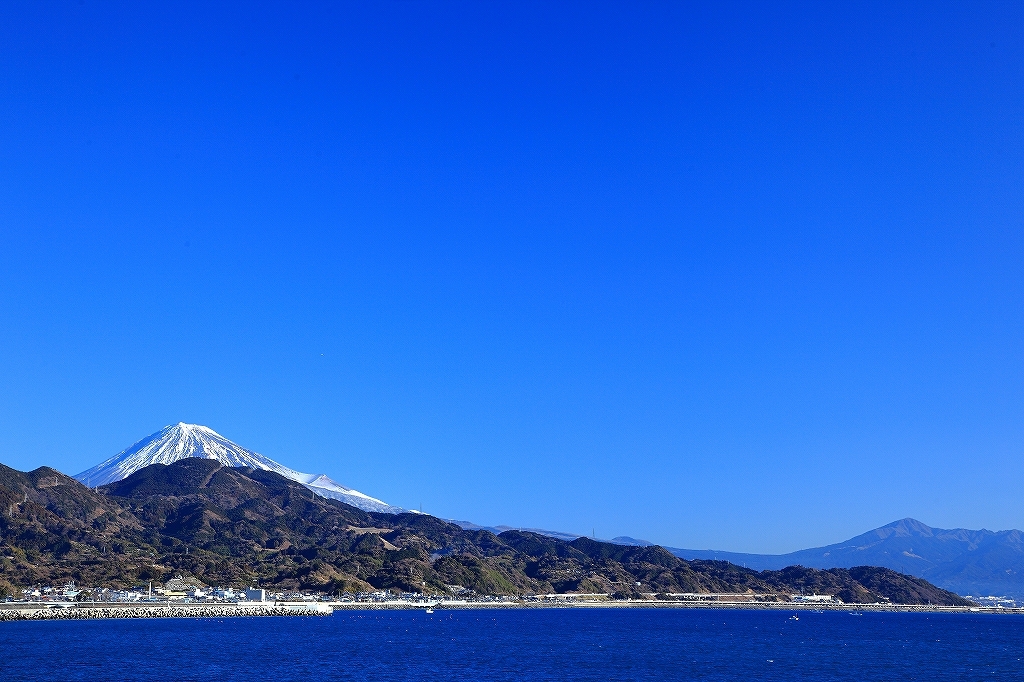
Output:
(73, 423), (405, 514)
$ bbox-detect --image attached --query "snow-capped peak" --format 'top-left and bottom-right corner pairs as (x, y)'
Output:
(73, 423), (404, 514)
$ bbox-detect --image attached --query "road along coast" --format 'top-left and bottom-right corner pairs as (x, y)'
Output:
(5, 599), (1019, 621)
(328, 600), (1024, 615)
(0, 602), (332, 621)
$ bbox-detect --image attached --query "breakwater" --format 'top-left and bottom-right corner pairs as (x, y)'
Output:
(0, 602), (333, 621)
(326, 600), (1020, 615)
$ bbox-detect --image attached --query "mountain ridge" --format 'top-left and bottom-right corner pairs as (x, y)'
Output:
(458, 518), (1024, 599)
(0, 458), (970, 606)
(667, 518), (1024, 598)
(73, 423), (404, 514)
(45, 424), (1024, 598)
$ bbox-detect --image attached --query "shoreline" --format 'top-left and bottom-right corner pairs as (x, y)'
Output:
(327, 600), (1024, 615)
(0, 602), (332, 621)
(4, 599), (1021, 621)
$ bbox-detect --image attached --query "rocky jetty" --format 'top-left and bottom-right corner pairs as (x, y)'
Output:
(0, 603), (332, 621)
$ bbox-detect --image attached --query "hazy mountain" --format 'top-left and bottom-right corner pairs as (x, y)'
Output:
(669, 518), (1024, 597)
(73, 423), (403, 513)
(610, 536), (656, 546)
(450, 521), (583, 542)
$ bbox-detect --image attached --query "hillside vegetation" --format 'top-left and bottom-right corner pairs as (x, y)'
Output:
(0, 459), (972, 606)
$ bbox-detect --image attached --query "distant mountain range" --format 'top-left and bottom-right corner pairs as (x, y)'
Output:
(450, 521), (582, 542)
(0, 458), (969, 605)
(608, 519), (1020, 599)
(73, 423), (404, 514)
(477, 519), (1024, 598)
(61, 424), (1024, 598)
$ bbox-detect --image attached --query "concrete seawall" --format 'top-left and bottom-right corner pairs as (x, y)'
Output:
(0, 602), (333, 621)
(328, 600), (1020, 614)
(5, 600), (1017, 620)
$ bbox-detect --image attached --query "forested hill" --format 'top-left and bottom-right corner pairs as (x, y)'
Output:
(0, 459), (972, 606)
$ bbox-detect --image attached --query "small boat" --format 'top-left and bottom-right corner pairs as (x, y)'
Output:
(789, 615), (799, 621)
(425, 607), (434, 614)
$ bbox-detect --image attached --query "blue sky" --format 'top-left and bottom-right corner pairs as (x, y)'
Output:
(1, 2), (1022, 553)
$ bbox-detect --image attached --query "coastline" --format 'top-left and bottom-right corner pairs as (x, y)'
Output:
(0, 602), (332, 621)
(327, 600), (1023, 615)
(4, 599), (1020, 621)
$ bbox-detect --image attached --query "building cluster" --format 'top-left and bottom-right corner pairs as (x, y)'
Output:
(7, 578), (276, 605)
(790, 593), (843, 604)
(965, 595), (1019, 608)
(331, 590), (515, 604)
(19, 580), (965, 607)
(4, 584), (523, 606)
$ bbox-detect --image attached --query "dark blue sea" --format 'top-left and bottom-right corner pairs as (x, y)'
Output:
(2, 608), (1023, 680)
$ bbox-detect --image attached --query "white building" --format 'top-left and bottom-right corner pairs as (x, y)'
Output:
(791, 594), (840, 603)
(244, 588), (266, 602)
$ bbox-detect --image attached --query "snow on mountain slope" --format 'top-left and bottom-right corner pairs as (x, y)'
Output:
(73, 423), (405, 514)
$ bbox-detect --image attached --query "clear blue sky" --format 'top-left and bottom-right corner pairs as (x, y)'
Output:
(1, 2), (1021, 553)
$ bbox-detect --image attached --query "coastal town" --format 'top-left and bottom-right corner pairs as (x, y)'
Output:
(3, 576), (1022, 618)
(3, 576), (514, 605)
(0, 574), (852, 606)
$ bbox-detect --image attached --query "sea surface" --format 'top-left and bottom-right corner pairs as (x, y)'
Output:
(2, 608), (1023, 680)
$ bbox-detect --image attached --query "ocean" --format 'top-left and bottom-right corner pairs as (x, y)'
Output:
(2, 608), (1022, 680)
